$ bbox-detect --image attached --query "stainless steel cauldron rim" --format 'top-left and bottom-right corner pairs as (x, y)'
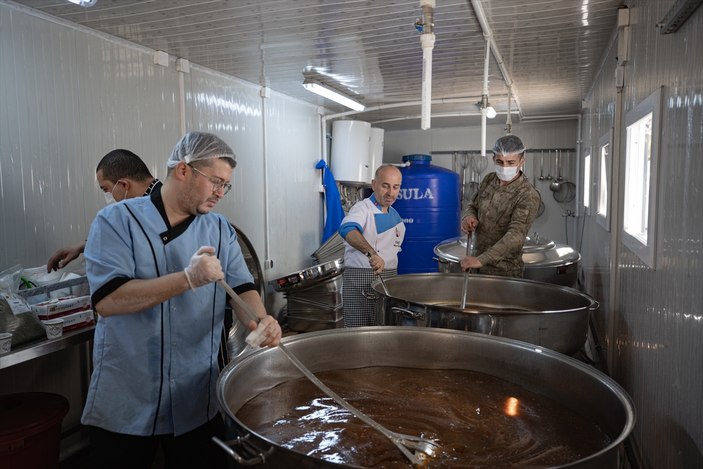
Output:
(370, 272), (598, 314)
(216, 327), (635, 467)
(434, 235), (582, 265)
(523, 253), (582, 269)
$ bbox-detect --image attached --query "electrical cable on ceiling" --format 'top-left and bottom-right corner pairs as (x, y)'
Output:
(657, 0), (703, 34)
(505, 85), (513, 135)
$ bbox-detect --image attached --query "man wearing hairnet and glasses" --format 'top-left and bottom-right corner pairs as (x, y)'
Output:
(81, 131), (282, 468)
(460, 135), (541, 278)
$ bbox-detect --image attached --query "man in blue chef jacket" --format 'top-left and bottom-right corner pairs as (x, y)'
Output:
(81, 131), (282, 469)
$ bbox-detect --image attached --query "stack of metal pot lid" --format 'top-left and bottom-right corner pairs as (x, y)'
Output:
(272, 259), (345, 333)
(311, 233), (346, 264)
(272, 258), (344, 291)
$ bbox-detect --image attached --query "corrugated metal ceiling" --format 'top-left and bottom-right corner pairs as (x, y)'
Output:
(9, 0), (623, 129)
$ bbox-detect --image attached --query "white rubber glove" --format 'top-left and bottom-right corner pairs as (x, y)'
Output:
(183, 246), (223, 289)
(245, 322), (267, 348)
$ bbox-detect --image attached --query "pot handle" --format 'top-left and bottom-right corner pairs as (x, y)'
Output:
(391, 306), (426, 321)
(588, 299), (600, 312)
(434, 256), (448, 264)
(212, 435), (274, 466)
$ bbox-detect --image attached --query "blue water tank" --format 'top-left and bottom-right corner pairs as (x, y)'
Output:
(394, 154), (461, 274)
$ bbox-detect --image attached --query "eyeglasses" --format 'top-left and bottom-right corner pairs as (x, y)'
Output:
(189, 165), (232, 195)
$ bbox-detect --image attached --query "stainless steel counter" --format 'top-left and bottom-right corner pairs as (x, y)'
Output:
(0, 325), (94, 369)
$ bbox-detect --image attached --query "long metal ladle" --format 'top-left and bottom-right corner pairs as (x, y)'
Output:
(460, 233), (471, 308)
(377, 272), (391, 296)
(216, 279), (438, 465)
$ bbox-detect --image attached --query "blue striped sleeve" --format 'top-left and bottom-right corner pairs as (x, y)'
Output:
(339, 221), (363, 239)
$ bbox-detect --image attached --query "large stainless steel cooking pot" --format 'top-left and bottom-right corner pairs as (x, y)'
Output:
(373, 273), (596, 355)
(434, 234), (581, 287)
(215, 327), (635, 468)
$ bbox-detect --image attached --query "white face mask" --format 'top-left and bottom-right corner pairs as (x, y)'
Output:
(103, 191), (116, 205)
(103, 181), (125, 205)
(495, 164), (520, 182)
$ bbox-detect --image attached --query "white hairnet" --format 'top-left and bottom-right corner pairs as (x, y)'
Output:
(492, 135), (526, 156)
(167, 131), (237, 168)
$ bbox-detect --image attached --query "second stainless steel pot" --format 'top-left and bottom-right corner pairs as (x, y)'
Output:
(373, 273), (597, 355)
(434, 234), (582, 287)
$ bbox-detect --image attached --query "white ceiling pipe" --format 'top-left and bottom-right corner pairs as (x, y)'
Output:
(370, 110), (520, 125)
(420, 0), (436, 130)
(319, 96), (481, 162)
(420, 34), (435, 130)
(480, 38), (490, 156)
(505, 85), (513, 134)
(482, 37), (490, 98)
(324, 96), (484, 121)
(373, 112), (488, 125)
(519, 114), (581, 123)
(470, 0), (523, 119)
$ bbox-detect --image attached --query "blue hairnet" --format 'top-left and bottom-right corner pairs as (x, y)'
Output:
(492, 135), (526, 156)
(167, 131), (237, 168)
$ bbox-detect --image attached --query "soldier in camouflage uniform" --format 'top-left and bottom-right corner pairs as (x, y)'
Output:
(460, 135), (541, 277)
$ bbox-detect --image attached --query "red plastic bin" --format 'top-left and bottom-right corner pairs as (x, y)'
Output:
(0, 393), (69, 469)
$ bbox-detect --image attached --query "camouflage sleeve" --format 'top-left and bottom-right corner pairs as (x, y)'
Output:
(476, 186), (541, 267)
(463, 176), (490, 220)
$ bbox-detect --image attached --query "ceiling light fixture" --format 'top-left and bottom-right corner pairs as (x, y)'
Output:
(303, 79), (365, 112)
(67, 0), (97, 6)
(477, 96), (497, 119)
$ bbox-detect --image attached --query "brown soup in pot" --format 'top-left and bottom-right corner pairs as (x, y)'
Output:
(236, 366), (610, 468)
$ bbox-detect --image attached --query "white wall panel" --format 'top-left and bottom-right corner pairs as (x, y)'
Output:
(185, 67), (266, 259)
(580, 2), (703, 467)
(0, 4), (180, 271)
(579, 38), (617, 344)
(263, 93), (323, 284)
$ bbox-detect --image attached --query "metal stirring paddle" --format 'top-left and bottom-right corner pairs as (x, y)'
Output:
(216, 279), (438, 465)
(377, 272), (391, 296)
(460, 233), (471, 309)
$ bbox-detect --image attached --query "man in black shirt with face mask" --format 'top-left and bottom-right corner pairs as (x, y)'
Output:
(46, 149), (160, 272)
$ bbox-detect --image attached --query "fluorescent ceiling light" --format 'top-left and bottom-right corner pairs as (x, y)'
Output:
(67, 0), (97, 6)
(303, 79), (365, 112)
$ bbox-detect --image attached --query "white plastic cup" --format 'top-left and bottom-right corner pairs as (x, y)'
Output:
(0, 332), (12, 354)
(43, 319), (64, 340)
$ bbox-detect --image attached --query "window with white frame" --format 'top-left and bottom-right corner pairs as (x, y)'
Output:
(583, 152), (591, 214)
(596, 130), (612, 231)
(623, 87), (662, 268)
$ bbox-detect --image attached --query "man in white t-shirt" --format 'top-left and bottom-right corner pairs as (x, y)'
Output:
(339, 165), (406, 327)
